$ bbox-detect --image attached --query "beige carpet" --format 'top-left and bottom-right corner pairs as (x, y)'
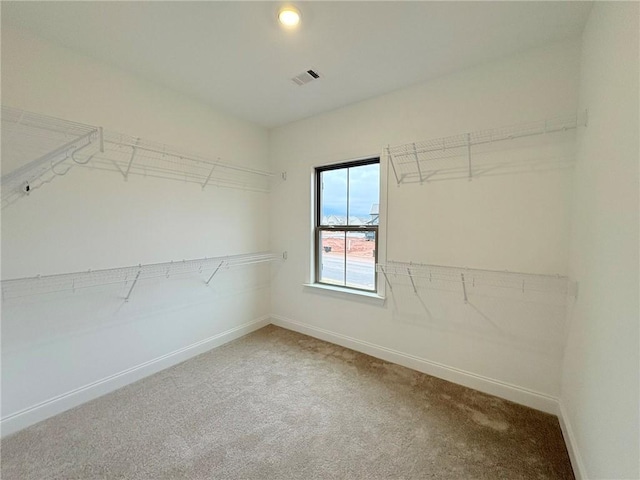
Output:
(1, 325), (574, 479)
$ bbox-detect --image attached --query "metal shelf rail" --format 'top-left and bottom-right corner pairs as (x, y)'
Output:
(1, 106), (276, 210)
(1, 251), (285, 301)
(376, 260), (576, 302)
(1, 106), (102, 209)
(385, 111), (587, 185)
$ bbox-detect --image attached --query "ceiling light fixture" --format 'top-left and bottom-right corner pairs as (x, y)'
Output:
(278, 6), (301, 28)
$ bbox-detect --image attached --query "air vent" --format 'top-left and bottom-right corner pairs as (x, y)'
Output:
(292, 69), (321, 86)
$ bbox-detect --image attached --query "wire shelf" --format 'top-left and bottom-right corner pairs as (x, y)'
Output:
(1, 251), (284, 301)
(386, 111), (587, 184)
(1, 106), (102, 209)
(377, 261), (575, 300)
(72, 130), (275, 193)
(1, 106), (276, 210)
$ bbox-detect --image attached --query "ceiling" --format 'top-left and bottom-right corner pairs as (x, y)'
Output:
(2, 2), (592, 128)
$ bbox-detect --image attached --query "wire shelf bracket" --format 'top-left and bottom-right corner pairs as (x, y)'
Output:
(124, 269), (142, 302)
(123, 140), (140, 181)
(205, 260), (226, 285)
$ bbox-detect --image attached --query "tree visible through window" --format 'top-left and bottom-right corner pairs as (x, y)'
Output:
(315, 158), (380, 292)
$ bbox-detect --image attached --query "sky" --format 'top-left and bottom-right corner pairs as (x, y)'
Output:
(321, 163), (379, 219)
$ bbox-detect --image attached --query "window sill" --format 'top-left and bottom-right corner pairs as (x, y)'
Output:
(303, 283), (386, 305)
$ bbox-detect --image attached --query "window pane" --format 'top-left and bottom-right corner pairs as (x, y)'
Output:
(319, 230), (345, 286)
(345, 230), (376, 290)
(320, 169), (347, 225)
(347, 163), (380, 226)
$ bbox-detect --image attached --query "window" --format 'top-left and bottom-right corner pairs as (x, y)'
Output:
(315, 158), (380, 292)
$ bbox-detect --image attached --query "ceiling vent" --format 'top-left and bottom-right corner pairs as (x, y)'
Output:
(292, 69), (321, 86)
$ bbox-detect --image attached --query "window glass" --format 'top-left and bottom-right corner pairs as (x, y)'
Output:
(319, 230), (346, 285)
(347, 163), (380, 226)
(345, 230), (376, 289)
(315, 158), (380, 292)
(320, 168), (347, 225)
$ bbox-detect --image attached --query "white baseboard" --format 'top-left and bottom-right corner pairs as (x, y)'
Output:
(270, 314), (560, 415)
(558, 401), (587, 480)
(1, 316), (270, 438)
(4, 313), (581, 476)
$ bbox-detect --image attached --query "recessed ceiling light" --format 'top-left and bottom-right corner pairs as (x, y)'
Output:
(278, 6), (301, 27)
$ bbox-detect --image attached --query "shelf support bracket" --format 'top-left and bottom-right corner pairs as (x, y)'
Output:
(125, 269), (142, 302)
(124, 139), (140, 181)
(461, 273), (468, 303)
(99, 127), (104, 153)
(202, 163), (218, 190)
(412, 143), (423, 184)
(407, 267), (417, 294)
(381, 268), (393, 292)
(467, 133), (472, 180)
(387, 147), (401, 185)
(206, 261), (225, 285)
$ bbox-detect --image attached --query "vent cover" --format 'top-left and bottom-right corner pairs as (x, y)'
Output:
(292, 69), (321, 86)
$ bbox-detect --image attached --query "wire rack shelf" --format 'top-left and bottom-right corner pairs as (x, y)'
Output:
(1, 106), (277, 209)
(71, 130), (275, 193)
(386, 111), (587, 185)
(1, 251), (284, 301)
(1, 106), (102, 209)
(376, 261), (575, 301)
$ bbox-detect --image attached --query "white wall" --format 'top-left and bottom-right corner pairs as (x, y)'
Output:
(5, 14), (637, 478)
(1, 27), (272, 434)
(561, 3), (640, 479)
(270, 39), (582, 411)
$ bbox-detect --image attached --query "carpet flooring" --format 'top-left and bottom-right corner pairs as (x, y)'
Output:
(1, 325), (574, 479)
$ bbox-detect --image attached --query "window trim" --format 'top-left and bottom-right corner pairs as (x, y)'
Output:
(314, 157), (380, 293)
(302, 282), (386, 305)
